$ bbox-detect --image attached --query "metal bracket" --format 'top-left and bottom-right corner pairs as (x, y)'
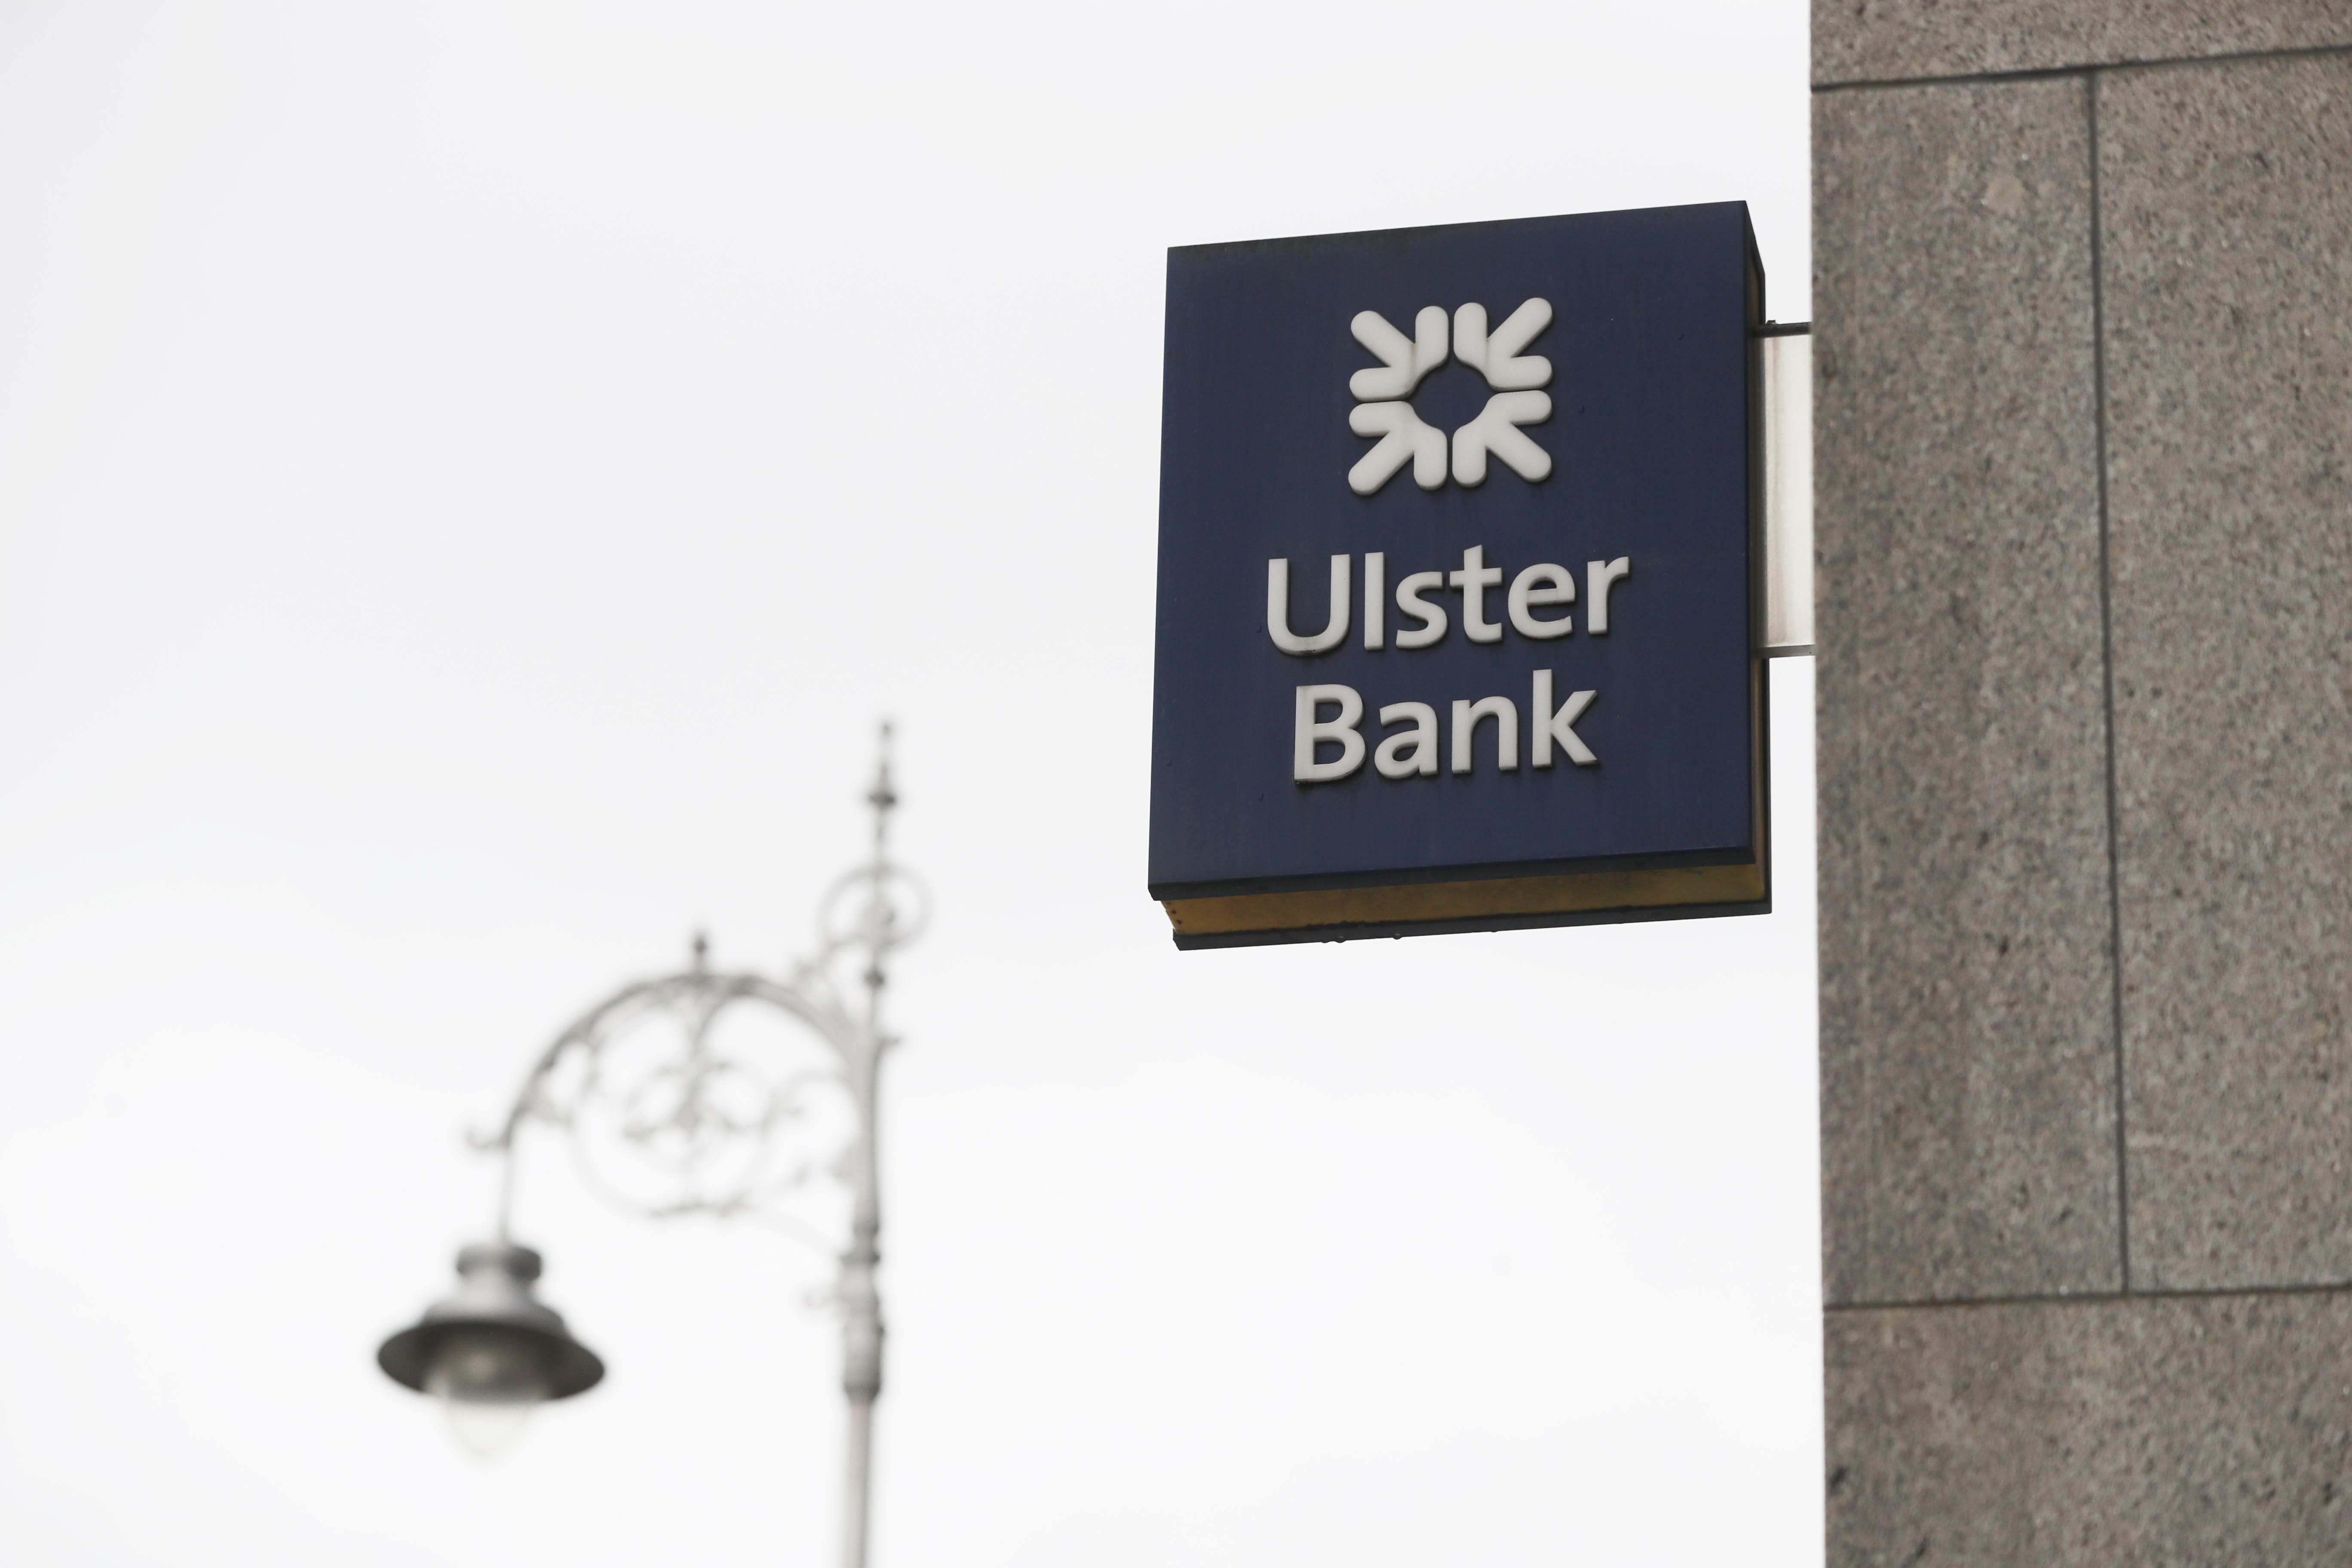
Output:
(1759, 323), (1813, 658)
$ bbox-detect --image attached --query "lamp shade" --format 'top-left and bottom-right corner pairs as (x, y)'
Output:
(377, 1241), (604, 1453)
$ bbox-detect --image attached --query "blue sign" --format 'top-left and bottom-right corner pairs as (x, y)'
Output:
(1149, 203), (1769, 948)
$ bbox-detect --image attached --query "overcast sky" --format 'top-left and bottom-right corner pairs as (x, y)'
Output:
(0, 3), (1815, 1564)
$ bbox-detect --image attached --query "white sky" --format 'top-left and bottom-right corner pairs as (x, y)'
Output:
(0, 3), (1816, 1564)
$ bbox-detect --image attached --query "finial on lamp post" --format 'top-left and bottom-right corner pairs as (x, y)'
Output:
(866, 721), (897, 860)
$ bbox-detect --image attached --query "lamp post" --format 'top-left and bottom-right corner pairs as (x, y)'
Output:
(378, 727), (925, 1568)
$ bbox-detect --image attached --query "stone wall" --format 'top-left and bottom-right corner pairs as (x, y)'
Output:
(1813, 7), (2352, 1561)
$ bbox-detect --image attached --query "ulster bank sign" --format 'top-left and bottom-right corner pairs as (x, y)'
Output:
(1149, 204), (1770, 948)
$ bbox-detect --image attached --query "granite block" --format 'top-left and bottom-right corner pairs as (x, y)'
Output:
(1828, 1290), (2352, 1566)
(2100, 54), (2352, 1290)
(1816, 0), (2352, 87)
(1816, 77), (2120, 1305)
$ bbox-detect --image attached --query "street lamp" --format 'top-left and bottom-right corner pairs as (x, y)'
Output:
(377, 727), (925, 1568)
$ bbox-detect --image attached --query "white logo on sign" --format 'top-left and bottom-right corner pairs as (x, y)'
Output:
(1347, 300), (1554, 496)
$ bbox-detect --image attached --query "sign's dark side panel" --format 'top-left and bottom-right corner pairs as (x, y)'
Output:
(1150, 204), (1766, 947)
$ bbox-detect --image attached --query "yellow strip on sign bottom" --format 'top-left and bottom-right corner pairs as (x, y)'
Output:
(1161, 861), (1765, 937)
